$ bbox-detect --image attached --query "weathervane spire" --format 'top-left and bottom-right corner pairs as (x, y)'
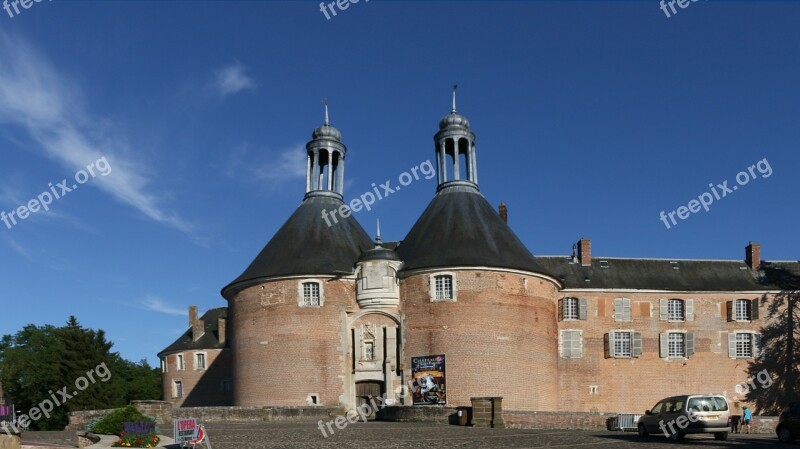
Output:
(452, 84), (458, 113)
(322, 98), (329, 125)
(376, 219), (382, 245)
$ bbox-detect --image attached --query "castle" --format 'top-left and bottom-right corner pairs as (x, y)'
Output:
(159, 93), (797, 415)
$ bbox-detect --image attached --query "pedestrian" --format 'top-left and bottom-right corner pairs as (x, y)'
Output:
(742, 406), (752, 434)
(730, 406), (741, 433)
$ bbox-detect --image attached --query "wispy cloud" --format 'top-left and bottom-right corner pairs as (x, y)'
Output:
(138, 296), (186, 316)
(5, 237), (33, 261)
(213, 61), (256, 97)
(226, 143), (306, 183)
(0, 32), (194, 236)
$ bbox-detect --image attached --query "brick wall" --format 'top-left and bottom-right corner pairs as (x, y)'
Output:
(161, 348), (232, 407)
(400, 270), (561, 411)
(556, 292), (774, 413)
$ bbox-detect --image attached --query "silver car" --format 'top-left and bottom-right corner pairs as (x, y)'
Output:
(637, 395), (731, 441)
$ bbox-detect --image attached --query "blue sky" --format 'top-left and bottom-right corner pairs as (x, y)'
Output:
(0, 1), (798, 365)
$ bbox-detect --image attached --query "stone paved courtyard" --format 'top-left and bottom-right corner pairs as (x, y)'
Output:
(24, 422), (790, 449)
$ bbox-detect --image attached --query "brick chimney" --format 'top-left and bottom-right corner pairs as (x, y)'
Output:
(746, 241), (761, 270)
(189, 305), (198, 327)
(499, 202), (508, 224)
(218, 317), (226, 345)
(578, 238), (591, 267)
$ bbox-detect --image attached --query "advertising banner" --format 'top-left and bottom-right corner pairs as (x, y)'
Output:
(411, 354), (446, 405)
(173, 418), (198, 445)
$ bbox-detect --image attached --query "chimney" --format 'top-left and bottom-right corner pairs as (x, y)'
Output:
(218, 317), (226, 345)
(499, 202), (508, 224)
(578, 238), (591, 267)
(189, 305), (198, 327)
(192, 317), (205, 342)
(746, 241), (761, 270)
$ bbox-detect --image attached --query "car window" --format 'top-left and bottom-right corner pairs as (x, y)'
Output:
(688, 397), (728, 412)
(651, 402), (663, 414)
(674, 400), (684, 412)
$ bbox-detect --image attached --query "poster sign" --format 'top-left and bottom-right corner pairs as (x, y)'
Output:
(173, 418), (198, 445)
(411, 354), (446, 405)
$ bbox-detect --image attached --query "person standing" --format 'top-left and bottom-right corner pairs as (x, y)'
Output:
(730, 403), (742, 433)
(742, 406), (752, 434)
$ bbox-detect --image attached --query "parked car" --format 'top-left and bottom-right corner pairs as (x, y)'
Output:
(637, 395), (731, 441)
(777, 401), (800, 443)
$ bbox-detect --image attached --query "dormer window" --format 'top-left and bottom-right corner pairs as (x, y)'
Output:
(430, 273), (456, 302)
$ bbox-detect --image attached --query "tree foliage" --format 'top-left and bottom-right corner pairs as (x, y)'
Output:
(0, 317), (161, 430)
(745, 263), (800, 414)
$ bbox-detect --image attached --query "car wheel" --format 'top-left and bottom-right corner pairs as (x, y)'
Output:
(714, 432), (728, 440)
(777, 426), (794, 443)
(638, 424), (648, 438)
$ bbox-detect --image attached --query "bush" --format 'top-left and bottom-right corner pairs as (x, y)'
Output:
(92, 406), (153, 435)
(85, 417), (103, 433)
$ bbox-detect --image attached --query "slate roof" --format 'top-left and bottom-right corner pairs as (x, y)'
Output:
(536, 256), (800, 292)
(396, 185), (552, 276)
(222, 194), (374, 298)
(158, 308), (228, 357)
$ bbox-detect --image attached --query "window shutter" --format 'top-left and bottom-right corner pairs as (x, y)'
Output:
(660, 299), (668, 321)
(728, 332), (737, 358)
(605, 332), (614, 358)
(752, 298), (759, 320)
(686, 332), (695, 357)
(577, 331), (584, 358)
(614, 298), (621, 321)
(659, 333), (668, 358)
(579, 298), (588, 320)
(686, 299), (694, 321)
(558, 298), (564, 321)
(754, 333), (763, 358)
(624, 299), (631, 321)
(558, 331), (565, 357)
(633, 332), (643, 357)
(726, 300), (733, 322)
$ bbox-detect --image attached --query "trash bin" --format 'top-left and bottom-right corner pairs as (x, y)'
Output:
(457, 407), (469, 426)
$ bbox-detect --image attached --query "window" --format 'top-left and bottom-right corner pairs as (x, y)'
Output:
(195, 353), (206, 370)
(660, 298), (694, 321)
(176, 354), (185, 371)
(220, 380), (232, 392)
(560, 330), (583, 358)
(435, 275), (453, 300)
(429, 273), (456, 302)
(660, 332), (695, 358)
(363, 341), (374, 361)
(606, 330), (642, 358)
(302, 282), (321, 307)
(728, 332), (761, 358)
(173, 380), (183, 398)
(729, 299), (759, 321)
(559, 298), (587, 321)
(614, 298), (631, 321)
(161, 357), (167, 373)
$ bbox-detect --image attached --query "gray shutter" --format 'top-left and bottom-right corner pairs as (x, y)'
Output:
(754, 333), (762, 358)
(614, 298), (621, 321)
(558, 331), (566, 357)
(752, 298), (759, 320)
(579, 298), (588, 320)
(624, 299), (632, 321)
(660, 333), (669, 358)
(728, 332), (737, 358)
(558, 298), (564, 321)
(686, 332), (695, 357)
(605, 332), (614, 358)
(726, 300), (734, 322)
(686, 299), (694, 321)
(660, 299), (668, 321)
(633, 332), (643, 357)
(577, 331), (584, 358)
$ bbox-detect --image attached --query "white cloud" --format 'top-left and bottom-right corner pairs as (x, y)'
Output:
(138, 296), (186, 316)
(213, 61), (256, 97)
(0, 32), (194, 235)
(5, 237), (33, 261)
(226, 143), (307, 183)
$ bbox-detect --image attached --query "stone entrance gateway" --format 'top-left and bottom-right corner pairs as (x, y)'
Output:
(355, 381), (384, 420)
(347, 312), (402, 413)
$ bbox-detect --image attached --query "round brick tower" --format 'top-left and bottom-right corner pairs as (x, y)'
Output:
(221, 106), (373, 406)
(396, 91), (561, 411)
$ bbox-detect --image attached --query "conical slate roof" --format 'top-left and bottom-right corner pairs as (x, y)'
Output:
(222, 194), (373, 298)
(396, 185), (552, 276)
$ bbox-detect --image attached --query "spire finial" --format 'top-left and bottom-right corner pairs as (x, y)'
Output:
(451, 84), (458, 113)
(322, 98), (329, 125)
(376, 219), (382, 245)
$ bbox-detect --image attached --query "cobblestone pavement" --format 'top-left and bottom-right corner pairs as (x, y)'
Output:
(23, 423), (790, 449)
(196, 422), (784, 449)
